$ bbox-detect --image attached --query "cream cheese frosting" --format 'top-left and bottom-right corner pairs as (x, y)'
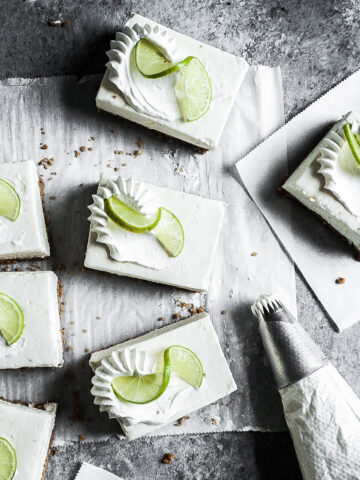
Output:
(88, 176), (175, 270)
(318, 115), (360, 217)
(91, 347), (193, 428)
(106, 23), (181, 121)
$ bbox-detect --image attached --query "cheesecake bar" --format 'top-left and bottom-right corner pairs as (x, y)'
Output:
(0, 272), (63, 368)
(0, 160), (50, 261)
(281, 112), (360, 254)
(0, 399), (57, 480)
(96, 13), (248, 150)
(90, 312), (236, 441)
(85, 174), (226, 291)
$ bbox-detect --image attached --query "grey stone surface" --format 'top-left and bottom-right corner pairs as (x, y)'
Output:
(1, 0), (359, 478)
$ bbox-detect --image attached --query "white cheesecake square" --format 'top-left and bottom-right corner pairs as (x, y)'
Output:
(84, 174), (226, 291)
(0, 272), (63, 369)
(90, 312), (236, 441)
(0, 399), (57, 480)
(282, 112), (360, 252)
(96, 13), (249, 150)
(0, 161), (50, 261)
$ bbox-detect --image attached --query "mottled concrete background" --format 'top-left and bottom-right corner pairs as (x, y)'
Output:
(1, 0), (360, 478)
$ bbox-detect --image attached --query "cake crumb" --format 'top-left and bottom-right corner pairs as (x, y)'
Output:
(138, 138), (143, 148)
(221, 309), (227, 314)
(197, 307), (205, 313)
(251, 252), (258, 256)
(75, 150), (80, 158)
(134, 149), (142, 157)
(51, 448), (59, 456)
(158, 317), (164, 321)
(41, 144), (48, 150)
(84, 348), (89, 353)
(211, 418), (218, 425)
(79, 434), (86, 441)
(162, 453), (175, 464)
(50, 195), (56, 200)
(80, 146), (86, 152)
(176, 415), (190, 426)
(335, 277), (346, 284)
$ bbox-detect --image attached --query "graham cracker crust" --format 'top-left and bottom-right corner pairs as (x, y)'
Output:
(278, 186), (360, 260)
(0, 398), (57, 480)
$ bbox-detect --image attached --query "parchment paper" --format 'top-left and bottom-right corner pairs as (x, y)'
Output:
(236, 69), (360, 332)
(0, 66), (294, 443)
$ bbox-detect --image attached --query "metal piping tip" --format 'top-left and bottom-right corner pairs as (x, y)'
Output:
(252, 294), (327, 389)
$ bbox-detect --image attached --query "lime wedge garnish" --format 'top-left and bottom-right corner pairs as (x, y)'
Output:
(0, 293), (24, 346)
(153, 208), (184, 257)
(112, 357), (171, 404)
(166, 345), (203, 388)
(344, 123), (360, 166)
(135, 38), (176, 78)
(175, 56), (212, 122)
(0, 438), (17, 480)
(104, 195), (161, 233)
(112, 345), (203, 404)
(0, 178), (21, 222)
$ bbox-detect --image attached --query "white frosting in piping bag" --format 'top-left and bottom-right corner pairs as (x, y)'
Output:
(88, 177), (175, 270)
(106, 23), (182, 121)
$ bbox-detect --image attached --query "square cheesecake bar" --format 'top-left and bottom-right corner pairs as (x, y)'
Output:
(90, 312), (236, 441)
(0, 160), (50, 261)
(0, 399), (57, 480)
(96, 13), (249, 150)
(0, 272), (63, 368)
(281, 112), (360, 254)
(84, 174), (226, 291)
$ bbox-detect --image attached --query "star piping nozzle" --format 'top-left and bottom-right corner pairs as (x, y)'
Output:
(251, 294), (327, 389)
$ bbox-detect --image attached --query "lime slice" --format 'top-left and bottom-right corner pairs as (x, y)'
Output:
(344, 123), (360, 166)
(175, 56), (212, 122)
(0, 438), (17, 480)
(0, 179), (20, 222)
(105, 195), (161, 233)
(166, 345), (203, 388)
(112, 357), (171, 404)
(135, 38), (176, 78)
(154, 208), (184, 257)
(0, 294), (24, 346)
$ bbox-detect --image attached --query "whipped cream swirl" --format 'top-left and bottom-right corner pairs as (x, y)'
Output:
(91, 347), (191, 427)
(88, 176), (174, 269)
(317, 119), (360, 217)
(106, 23), (181, 121)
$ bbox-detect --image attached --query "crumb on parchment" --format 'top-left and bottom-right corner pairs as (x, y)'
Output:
(335, 277), (345, 284)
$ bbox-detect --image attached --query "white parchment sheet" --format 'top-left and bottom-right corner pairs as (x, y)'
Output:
(0, 66), (295, 443)
(236, 69), (360, 332)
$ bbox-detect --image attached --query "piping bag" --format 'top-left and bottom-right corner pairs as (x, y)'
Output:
(251, 295), (360, 480)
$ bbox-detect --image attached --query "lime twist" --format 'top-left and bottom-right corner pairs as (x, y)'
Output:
(0, 438), (17, 480)
(0, 179), (21, 222)
(0, 293), (24, 346)
(105, 196), (184, 258)
(135, 38), (212, 122)
(112, 345), (203, 404)
(344, 123), (360, 166)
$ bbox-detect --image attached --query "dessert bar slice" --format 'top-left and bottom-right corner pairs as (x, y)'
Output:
(0, 272), (63, 369)
(0, 399), (57, 480)
(85, 174), (226, 291)
(96, 13), (248, 150)
(281, 112), (360, 254)
(90, 312), (236, 441)
(0, 160), (50, 261)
